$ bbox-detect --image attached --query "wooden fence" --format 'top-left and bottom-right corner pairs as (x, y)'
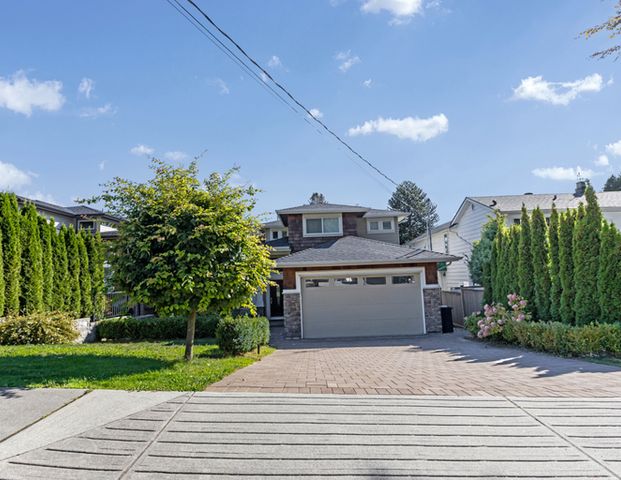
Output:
(441, 287), (484, 327)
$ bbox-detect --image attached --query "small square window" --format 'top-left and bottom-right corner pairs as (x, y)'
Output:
(364, 276), (386, 285)
(306, 218), (323, 234)
(305, 278), (330, 288)
(369, 221), (379, 231)
(392, 275), (414, 285)
(382, 220), (392, 230)
(335, 277), (358, 286)
(272, 231), (279, 239)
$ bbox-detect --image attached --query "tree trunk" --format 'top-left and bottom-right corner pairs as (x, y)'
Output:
(184, 308), (197, 362)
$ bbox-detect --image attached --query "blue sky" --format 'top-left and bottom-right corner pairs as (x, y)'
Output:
(1, 0), (619, 222)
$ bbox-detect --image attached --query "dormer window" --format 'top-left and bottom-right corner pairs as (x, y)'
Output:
(367, 218), (394, 233)
(303, 214), (342, 237)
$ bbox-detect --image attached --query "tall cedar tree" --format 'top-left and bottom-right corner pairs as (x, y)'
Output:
(530, 208), (551, 321)
(96, 160), (274, 361)
(548, 206), (562, 322)
(19, 203), (44, 314)
(0, 229), (5, 314)
(388, 181), (439, 244)
(597, 222), (621, 323)
(573, 187), (602, 326)
(65, 227), (81, 315)
(559, 210), (576, 324)
(77, 232), (93, 317)
(496, 228), (510, 302)
(39, 217), (54, 310)
(508, 225), (520, 295)
(517, 206), (535, 314)
(0, 193), (21, 315)
(485, 230), (498, 305)
(84, 232), (105, 319)
(51, 225), (70, 311)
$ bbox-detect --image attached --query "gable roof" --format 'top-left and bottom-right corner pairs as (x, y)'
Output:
(276, 235), (459, 268)
(468, 191), (621, 213)
(262, 219), (285, 229)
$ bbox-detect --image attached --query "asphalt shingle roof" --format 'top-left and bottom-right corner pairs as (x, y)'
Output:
(276, 235), (459, 268)
(469, 191), (621, 213)
(266, 236), (290, 248)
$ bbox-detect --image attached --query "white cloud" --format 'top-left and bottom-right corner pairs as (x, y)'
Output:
(164, 151), (188, 162)
(267, 55), (282, 68)
(512, 73), (604, 106)
(79, 103), (116, 119)
(335, 50), (361, 73)
(0, 161), (33, 190)
(532, 166), (595, 181)
(78, 77), (94, 98)
(606, 140), (621, 157)
(348, 114), (448, 142)
(595, 154), (610, 167)
(362, 78), (373, 88)
(98, 161), (105, 171)
(209, 78), (229, 95)
(22, 190), (57, 204)
(309, 108), (323, 119)
(0, 70), (65, 116)
(361, 0), (423, 24)
(130, 144), (155, 156)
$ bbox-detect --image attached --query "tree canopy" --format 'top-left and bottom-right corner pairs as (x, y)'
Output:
(603, 172), (621, 192)
(388, 181), (438, 244)
(581, 1), (621, 59)
(95, 159), (274, 360)
(308, 192), (327, 205)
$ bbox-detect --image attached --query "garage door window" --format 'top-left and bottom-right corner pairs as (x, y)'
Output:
(305, 278), (330, 288)
(334, 277), (358, 286)
(364, 276), (386, 286)
(392, 275), (414, 285)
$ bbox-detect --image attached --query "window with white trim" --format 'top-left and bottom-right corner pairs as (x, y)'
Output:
(367, 218), (394, 233)
(303, 214), (342, 236)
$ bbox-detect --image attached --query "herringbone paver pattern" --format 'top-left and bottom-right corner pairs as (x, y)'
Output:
(207, 329), (621, 397)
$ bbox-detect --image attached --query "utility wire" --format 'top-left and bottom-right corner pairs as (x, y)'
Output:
(183, 0), (399, 188)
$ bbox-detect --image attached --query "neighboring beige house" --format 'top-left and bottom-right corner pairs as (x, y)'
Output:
(411, 181), (621, 290)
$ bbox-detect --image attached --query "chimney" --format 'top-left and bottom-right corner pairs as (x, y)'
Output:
(574, 180), (586, 197)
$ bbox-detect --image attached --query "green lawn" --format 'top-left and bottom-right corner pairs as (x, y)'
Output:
(0, 340), (274, 391)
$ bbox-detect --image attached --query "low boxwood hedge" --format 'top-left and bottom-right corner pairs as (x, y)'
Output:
(466, 314), (621, 358)
(0, 312), (78, 345)
(216, 316), (270, 355)
(97, 314), (220, 341)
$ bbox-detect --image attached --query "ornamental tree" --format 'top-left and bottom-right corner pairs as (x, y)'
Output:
(517, 206), (534, 315)
(507, 225), (520, 295)
(559, 210), (576, 324)
(95, 159), (274, 361)
(548, 206), (562, 322)
(573, 187), (602, 326)
(469, 214), (500, 288)
(0, 193), (21, 315)
(530, 207), (551, 322)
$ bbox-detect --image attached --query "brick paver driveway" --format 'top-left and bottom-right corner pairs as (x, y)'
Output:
(208, 329), (621, 397)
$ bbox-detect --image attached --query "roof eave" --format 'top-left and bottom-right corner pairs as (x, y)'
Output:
(276, 256), (460, 269)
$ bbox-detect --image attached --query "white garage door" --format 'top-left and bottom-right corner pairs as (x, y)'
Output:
(301, 271), (425, 339)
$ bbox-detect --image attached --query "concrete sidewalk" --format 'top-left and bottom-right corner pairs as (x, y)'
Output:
(1, 392), (620, 479)
(0, 388), (182, 461)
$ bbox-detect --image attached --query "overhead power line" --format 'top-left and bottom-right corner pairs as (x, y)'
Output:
(174, 0), (400, 188)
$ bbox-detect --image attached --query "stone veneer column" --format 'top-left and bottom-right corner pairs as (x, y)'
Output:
(283, 292), (301, 339)
(423, 286), (442, 333)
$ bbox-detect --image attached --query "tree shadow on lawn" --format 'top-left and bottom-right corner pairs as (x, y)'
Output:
(0, 354), (172, 388)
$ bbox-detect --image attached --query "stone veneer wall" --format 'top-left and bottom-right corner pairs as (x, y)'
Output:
(283, 292), (302, 338)
(423, 286), (442, 333)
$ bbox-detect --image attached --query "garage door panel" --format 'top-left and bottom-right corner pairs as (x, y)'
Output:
(301, 272), (424, 339)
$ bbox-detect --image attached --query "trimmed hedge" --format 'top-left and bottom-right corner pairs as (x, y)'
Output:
(0, 312), (78, 345)
(97, 314), (219, 341)
(216, 316), (270, 355)
(466, 315), (621, 358)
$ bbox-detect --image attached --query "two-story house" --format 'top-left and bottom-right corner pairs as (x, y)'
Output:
(260, 203), (459, 339)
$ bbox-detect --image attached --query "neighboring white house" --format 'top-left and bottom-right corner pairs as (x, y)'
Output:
(411, 181), (621, 290)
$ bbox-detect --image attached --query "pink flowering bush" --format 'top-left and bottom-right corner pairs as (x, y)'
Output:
(477, 294), (531, 339)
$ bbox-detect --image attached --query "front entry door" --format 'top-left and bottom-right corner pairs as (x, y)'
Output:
(269, 280), (284, 317)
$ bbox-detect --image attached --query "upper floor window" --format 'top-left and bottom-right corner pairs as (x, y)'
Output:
(303, 214), (342, 237)
(367, 218), (394, 233)
(78, 220), (96, 232)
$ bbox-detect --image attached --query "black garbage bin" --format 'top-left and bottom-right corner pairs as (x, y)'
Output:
(440, 305), (454, 333)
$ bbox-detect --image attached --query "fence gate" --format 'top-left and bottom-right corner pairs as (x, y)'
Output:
(441, 287), (484, 327)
